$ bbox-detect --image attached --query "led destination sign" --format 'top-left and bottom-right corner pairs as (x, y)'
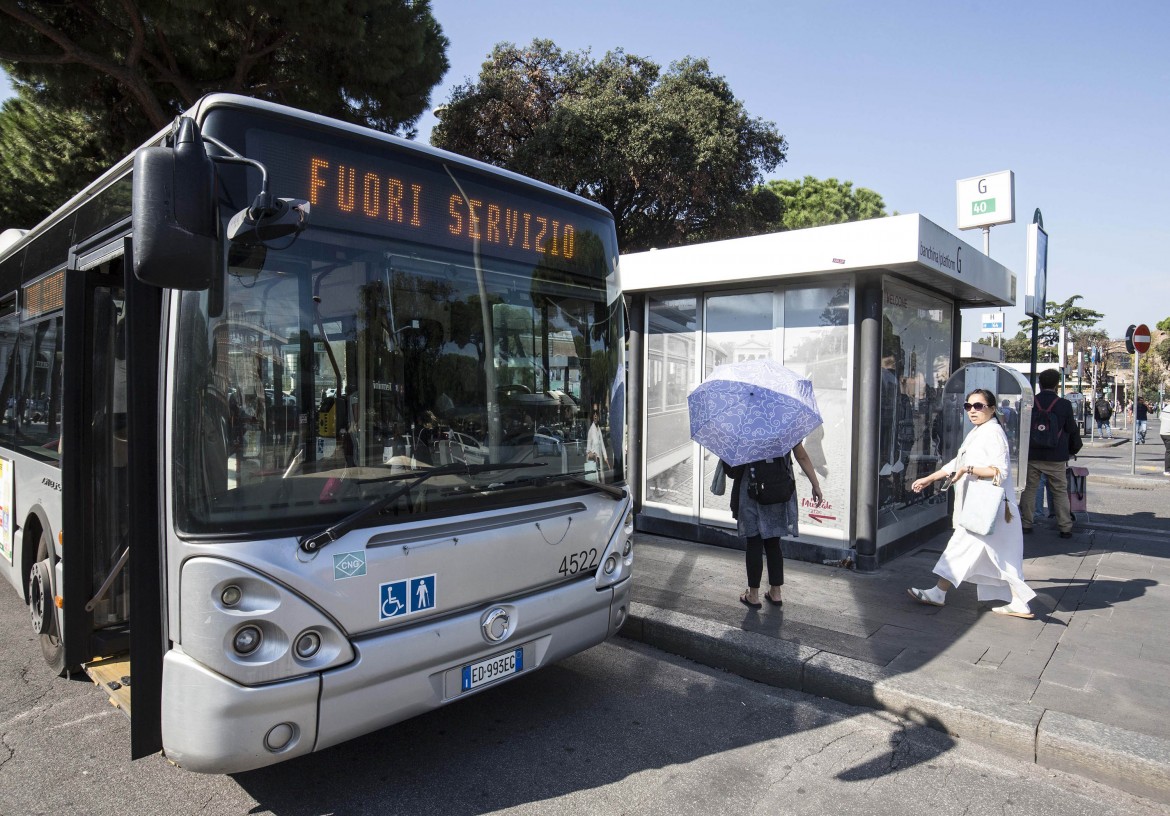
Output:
(247, 128), (599, 267)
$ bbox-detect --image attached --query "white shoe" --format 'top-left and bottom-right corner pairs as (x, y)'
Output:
(992, 601), (1034, 619)
(907, 587), (945, 607)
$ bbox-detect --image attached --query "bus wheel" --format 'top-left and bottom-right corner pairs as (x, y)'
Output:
(30, 532), (67, 676)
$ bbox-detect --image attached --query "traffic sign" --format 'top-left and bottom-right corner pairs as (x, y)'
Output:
(980, 311), (1004, 333)
(956, 171), (1015, 230)
(1133, 323), (1151, 354)
(1125, 324), (1137, 354)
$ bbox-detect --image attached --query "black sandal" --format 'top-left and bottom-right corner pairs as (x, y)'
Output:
(764, 592), (783, 607)
(740, 591), (762, 609)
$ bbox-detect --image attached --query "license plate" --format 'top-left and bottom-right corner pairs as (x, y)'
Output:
(461, 648), (523, 692)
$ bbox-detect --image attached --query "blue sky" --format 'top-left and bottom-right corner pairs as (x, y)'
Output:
(416, 0), (1169, 341)
(3, 2), (1167, 340)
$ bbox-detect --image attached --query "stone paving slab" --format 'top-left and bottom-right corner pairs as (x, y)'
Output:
(623, 525), (1170, 803)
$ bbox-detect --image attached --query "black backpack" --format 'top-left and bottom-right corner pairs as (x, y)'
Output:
(1031, 393), (1061, 450)
(747, 454), (795, 505)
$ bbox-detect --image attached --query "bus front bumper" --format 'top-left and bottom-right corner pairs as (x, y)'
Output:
(161, 576), (630, 773)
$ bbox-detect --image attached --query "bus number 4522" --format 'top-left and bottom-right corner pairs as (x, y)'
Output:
(558, 549), (599, 577)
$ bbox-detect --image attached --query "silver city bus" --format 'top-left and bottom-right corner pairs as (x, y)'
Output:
(0, 94), (631, 773)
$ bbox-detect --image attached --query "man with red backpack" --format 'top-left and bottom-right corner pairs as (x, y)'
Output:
(1019, 369), (1083, 538)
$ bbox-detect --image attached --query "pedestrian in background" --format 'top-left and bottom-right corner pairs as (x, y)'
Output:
(724, 442), (823, 609)
(586, 410), (609, 481)
(907, 389), (1035, 618)
(1033, 472), (1056, 522)
(1135, 398), (1149, 443)
(1021, 370), (1082, 538)
(1094, 397), (1113, 439)
(1162, 400), (1170, 476)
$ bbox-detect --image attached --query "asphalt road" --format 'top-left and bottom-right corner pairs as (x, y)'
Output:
(1, 586), (1166, 815)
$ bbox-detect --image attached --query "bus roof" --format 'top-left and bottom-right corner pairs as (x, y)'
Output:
(1, 93), (614, 263)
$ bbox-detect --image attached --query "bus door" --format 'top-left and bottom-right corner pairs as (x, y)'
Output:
(62, 237), (165, 757)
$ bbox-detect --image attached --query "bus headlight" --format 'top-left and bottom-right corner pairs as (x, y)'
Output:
(595, 499), (634, 589)
(294, 630), (322, 660)
(233, 625), (263, 655)
(179, 558), (354, 686)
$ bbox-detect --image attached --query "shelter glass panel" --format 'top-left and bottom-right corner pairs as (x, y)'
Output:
(782, 284), (852, 537)
(699, 292), (772, 517)
(878, 281), (952, 531)
(645, 296), (697, 512)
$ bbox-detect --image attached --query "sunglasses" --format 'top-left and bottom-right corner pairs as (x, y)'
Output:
(963, 402), (990, 411)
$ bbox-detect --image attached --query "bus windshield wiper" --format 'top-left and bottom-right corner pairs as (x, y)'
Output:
(299, 462), (544, 553)
(547, 472), (626, 500)
(499, 471), (626, 501)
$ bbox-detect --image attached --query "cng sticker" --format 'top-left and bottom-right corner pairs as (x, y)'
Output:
(333, 551), (367, 580)
(379, 573), (437, 620)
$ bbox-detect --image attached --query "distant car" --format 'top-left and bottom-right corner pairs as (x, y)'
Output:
(533, 431), (563, 457)
(448, 431), (489, 465)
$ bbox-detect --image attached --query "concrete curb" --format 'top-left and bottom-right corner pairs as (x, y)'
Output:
(621, 601), (1170, 803)
(1090, 473), (1168, 489)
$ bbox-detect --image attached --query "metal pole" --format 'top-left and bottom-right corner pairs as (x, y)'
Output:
(1122, 383), (1128, 431)
(1090, 354), (1097, 442)
(1059, 322), (1067, 396)
(983, 226), (990, 255)
(1132, 350), (1140, 475)
(854, 275), (883, 573)
(1029, 316), (1039, 391)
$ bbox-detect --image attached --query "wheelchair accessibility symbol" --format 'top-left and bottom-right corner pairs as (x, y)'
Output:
(380, 580), (409, 619)
(379, 574), (437, 620)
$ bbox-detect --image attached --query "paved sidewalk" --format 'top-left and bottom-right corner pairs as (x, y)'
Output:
(622, 429), (1170, 804)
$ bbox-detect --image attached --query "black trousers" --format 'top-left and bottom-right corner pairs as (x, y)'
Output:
(745, 535), (784, 588)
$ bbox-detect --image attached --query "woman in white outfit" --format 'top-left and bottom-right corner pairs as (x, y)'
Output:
(585, 410), (609, 481)
(907, 388), (1036, 619)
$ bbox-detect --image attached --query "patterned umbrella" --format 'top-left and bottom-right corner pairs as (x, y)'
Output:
(688, 359), (822, 467)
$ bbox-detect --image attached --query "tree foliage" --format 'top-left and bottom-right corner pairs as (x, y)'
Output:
(1, 0), (448, 140)
(1155, 317), (1170, 369)
(754, 176), (888, 232)
(431, 39), (787, 252)
(1015, 295), (1103, 345)
(0, 90), (107, 227)
(989, 331), (1038, 364)
(0, 0), (448, 227)
(1014, 294), (1105, 368)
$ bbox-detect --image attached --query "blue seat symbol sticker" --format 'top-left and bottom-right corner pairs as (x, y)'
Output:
(379, 580), (409, 619)
(410, 574), (436, 612)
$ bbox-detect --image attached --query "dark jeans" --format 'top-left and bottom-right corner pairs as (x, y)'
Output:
(746, 535), (784, 588)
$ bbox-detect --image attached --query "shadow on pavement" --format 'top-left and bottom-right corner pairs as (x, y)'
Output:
(835, 714), (955, 782)
(229, 643), (961, 814)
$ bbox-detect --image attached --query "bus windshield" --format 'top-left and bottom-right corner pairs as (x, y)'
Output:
(172, 125), (623, 537)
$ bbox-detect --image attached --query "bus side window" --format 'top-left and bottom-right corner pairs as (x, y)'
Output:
(0, 306), (17, 450)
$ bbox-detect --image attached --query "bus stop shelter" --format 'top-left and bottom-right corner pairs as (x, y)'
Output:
(622, 214), (1016, 570)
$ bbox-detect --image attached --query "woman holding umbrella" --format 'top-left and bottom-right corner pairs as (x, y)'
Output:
(725, 445), (823, 608)
(688, 359), (826, 608)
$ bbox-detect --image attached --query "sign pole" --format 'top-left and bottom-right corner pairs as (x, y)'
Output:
(1132, 350), (1140, 475)
(1130, 323), (1153, 474)
(1090, 349), (1097, 442)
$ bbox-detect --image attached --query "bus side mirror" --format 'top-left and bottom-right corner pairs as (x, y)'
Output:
(132, 117), (218, 290)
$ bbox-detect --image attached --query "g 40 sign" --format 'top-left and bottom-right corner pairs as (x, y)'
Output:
(956, 170), (1016, 230)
